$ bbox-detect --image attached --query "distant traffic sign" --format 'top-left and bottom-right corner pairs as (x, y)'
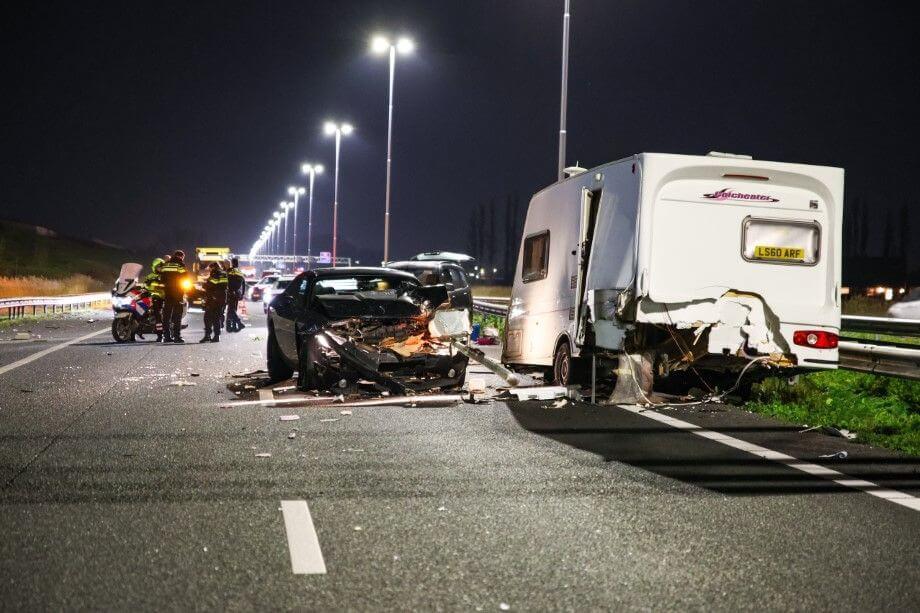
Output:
(318, 251), (332, 264)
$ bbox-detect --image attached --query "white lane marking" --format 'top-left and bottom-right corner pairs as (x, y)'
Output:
(0, 327), (109, 377)
(281, 500), (327, 574)
(619, 404), (920, 513)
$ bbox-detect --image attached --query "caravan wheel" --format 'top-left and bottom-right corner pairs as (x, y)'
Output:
(552, 342), (572, 386)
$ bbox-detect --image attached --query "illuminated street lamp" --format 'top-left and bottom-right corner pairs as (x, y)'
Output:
(371, 34), (414, 263)
(323, 121), (354, 266)
(287, 185), (306, 261)
(272, 212), (282, 257)
(300, 163), (325, 269)
(280, 201), (292, 256)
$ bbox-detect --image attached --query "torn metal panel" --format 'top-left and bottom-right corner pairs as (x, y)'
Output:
(636, 290), (791, 359)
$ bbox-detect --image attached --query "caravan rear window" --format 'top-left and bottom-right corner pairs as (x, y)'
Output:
(522, 230), (550, 282)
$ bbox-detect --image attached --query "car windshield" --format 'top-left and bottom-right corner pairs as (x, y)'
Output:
(276, 280), (291, 289)
(314, 275), (414, 296)
(260, 277), (278, 285)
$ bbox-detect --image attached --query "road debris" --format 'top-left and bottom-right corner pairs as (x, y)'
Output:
(279, 415), (300, 421)
(169, 380), (197, 387)
(507, 386), (571, 401)
(551, 398), (568, 408)
(255, 452), (272, 458)
(13, 332), (31, 341)
(340, 409), (353, 416)
(819, 451), (848, 460)
(287, 431), (297, 439)
(499, 603), (511, 611)
(320, 418), (339, 423)
(467, 377), (486, 394)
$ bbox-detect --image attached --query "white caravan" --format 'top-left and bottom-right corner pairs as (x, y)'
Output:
(502, 152), (844, 398)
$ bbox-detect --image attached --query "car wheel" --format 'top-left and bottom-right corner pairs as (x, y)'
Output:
(297, 335), (322, 391)
(267, 327), (294, 382)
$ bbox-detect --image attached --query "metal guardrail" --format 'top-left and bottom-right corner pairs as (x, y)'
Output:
(0, 292), (111, 320)
(472, 298), (509, 316)
(472, 299), (920, 380)
(841, 314), (920, 338)
(838, 340), (920, 380)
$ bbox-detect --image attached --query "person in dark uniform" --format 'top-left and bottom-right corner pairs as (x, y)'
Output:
(225, 257), (247, 333)
(143, 257), (166, 342)
(201, 262), (228, 343)
(159, 250), (188, 343)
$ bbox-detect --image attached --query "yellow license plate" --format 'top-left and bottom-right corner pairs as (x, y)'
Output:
(753, 245), (805, 261)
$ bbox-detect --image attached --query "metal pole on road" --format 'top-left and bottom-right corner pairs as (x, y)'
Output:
(383, 44), (396, 264)
(288, 186), (305, 264)
(324, 121), (352, 267)
(281, 202), (290, 257)
(372, 35), (414, 264)
(301, 163), (324, 270)
(557, 0), (571, 182)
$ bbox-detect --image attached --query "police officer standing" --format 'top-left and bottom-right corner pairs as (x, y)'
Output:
(159, 250), (188, 343)
(143, 258), (167, 342)
(201, 262), (228, 343)
(225, 257), (246, 332)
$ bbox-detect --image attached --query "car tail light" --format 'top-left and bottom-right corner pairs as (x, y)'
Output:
(793, 330), (838, 349)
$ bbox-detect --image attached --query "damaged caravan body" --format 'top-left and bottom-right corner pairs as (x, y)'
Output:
(502, 152), (844, 398)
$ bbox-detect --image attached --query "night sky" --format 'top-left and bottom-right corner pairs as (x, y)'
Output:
(3, 1), (918, 266)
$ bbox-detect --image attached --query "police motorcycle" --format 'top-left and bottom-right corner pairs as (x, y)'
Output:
(111, 263), (188, 342)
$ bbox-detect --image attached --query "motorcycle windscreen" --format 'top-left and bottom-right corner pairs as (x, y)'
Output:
(115, 263), (144, 295)
(118, 263), (143, 283)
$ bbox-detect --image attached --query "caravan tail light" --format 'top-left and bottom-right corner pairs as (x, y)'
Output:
(793, 330), (838, 349)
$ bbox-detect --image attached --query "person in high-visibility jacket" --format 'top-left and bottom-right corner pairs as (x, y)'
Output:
(200, 262), (228, 343)
(159, 250), (189, 343)
(143, 258), (167, 342)
(225, 257), (247, 333)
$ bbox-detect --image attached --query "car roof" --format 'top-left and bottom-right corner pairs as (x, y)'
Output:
(308, 266), (419, 282)
(387, 260), (446, 271)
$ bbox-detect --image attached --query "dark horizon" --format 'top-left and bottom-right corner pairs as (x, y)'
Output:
(3, 1), (918, 267)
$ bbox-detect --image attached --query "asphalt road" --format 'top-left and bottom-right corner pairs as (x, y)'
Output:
(1, 305), (919, 611)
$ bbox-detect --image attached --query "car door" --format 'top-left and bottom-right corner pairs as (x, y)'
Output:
(445, 266), (473, 311)
(272, 276), (306, 362)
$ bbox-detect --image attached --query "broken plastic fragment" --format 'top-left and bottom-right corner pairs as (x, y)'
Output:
(255, 452), (272, 458)
(340, 410), (353, 416)
(320, 418), (339, 423)
(279, 415), (300, 421)
(818, 451), (848, 460)
(287, 431), (297, 439)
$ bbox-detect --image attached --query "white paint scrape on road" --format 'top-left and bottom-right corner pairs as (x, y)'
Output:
(620, 405), (920, 513)
(281, 500), (327, 574)
(0, 328), (109, 377)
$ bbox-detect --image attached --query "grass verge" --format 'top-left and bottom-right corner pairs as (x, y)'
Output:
(749, 370), (920, 456)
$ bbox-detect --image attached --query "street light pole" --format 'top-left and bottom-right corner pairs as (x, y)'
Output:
(300, 164), (324, 270)
(324, 121), (353, 267)
(557, 0), (571, 182)
(372, 35), (414, 263)
(288, 186), (305, 264)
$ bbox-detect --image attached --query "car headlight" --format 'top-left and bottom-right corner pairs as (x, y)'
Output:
(180, 278), (193, 291)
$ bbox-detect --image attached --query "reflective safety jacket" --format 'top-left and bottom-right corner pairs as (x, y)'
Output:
(205, 269), (228, 306)
(143, 271), (165, 299)
(227, 267), (246, 297)
(159, 260), (188, 300)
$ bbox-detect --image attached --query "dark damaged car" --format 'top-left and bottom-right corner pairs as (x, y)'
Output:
(265, 268), (471, 394)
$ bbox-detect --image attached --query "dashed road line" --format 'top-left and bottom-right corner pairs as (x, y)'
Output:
(281, 500), (327, 574)
(619, 404), (920, 512)
(0, 328), (109, 377)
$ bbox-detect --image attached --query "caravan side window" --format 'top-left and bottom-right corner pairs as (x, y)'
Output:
(522, 230), (550, 283)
